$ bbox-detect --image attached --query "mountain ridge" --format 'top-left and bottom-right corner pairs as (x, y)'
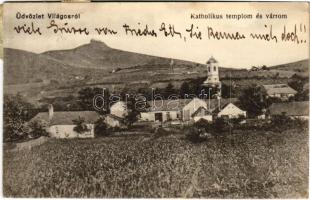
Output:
(4, 39), (309, 86)
(4, 39), (201, 85)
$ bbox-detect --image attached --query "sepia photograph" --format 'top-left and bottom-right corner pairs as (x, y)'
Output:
(2, 2), (309, 198)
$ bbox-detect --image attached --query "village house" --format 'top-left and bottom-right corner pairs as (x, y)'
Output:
(262, 84), (297, 100)
(268, 101), (309, 120)
(217, 103), (247, 119)
(191, 106), (213, 122)
(29, 105), (100, 138)
(140, 99), (191, 123)
(182, 98), (212, 121)
(140, 98), (238, 123)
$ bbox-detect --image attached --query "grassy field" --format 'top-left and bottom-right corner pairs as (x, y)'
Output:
(3, 129), (308, 198)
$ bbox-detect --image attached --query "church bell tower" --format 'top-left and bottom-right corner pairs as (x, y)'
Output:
(202, 57), (222, 109)
(203, 56), (220, 87)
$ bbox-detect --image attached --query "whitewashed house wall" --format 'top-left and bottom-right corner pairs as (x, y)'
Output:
(193, 115), (213, 122)
(218, 103), (246, 118)
(140, 111), (179, 122)
(182, 98), (208, 121)
(49, 124), (94, 138)
(140, 112), (155, 121)
(159, 111), (179, 122)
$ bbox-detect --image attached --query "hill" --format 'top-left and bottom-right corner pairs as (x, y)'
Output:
(42, 39), (192, 69)
(4, 39), (200, 85)
(269, 59), (309, 74)
(4, 48), (107, 85)
(4, 39), (309, 106)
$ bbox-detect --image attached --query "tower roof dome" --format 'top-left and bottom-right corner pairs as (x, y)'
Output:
(206, 56), (218, 64)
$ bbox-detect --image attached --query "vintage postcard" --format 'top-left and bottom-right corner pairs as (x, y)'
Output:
(2, 2), (309, 198)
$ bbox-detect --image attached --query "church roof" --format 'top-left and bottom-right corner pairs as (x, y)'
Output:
(206, 57), (218, 64)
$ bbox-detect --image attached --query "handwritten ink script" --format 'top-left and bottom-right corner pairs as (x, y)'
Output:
(13, 20), (307, 44)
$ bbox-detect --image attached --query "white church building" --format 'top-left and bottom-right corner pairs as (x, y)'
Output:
(203, 56), (221, 87)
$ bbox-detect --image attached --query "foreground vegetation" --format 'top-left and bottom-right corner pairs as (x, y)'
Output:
(3, 128), (308, 198)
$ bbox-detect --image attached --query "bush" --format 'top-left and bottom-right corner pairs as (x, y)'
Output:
(270, 115), (308, 132)
(194, 118), (211, 129)
(228, 116), (246, 129)
(28, 120), (49, 138)
(4, 94), (37, 142)
(238, 85), (268, 117)
(185, 126), (210, 143)
(212, 117), (232, 133)
(107, 127), (123, 133)
(153, 127), (170, 138)
(94, 117), (108, 137)
(73, 117), (90, 134)
(192, 117), (233, 135)
(5, 123), (32, 142)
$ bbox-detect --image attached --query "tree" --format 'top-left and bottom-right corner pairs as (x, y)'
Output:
(94, 117), (108, 136)
(137, 87), (152, 100)
(261, 65), (268, 71)
(77, 87), (110, 113)
(124, 97), (140, 127)
(221, 83), (236, 98)
(288, 77), (309, 101)
(73, 117), (90, 134)
(294, 90), (309, 101)
(4, 94), (37, 141)
(238, 85), (268, 117)
(164, 83), (176, 99)
(251, 66), (259, 71)
(265, 96), (282, 107)
(28, 119), (49, 138)
(212, 117), (229, 133)
(288, 79), (304, 93)
(188, 77), (205, 95)
(78, 87), (98, 110)
(179, 82), (190, 98)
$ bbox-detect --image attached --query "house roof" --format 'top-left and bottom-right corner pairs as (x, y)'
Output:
(262, 84), (297, 95)
(217, 103), (246, 115)
(268, 101), (309, 116)
(212, 102), (242, 114)
(191, 106), (212, 117)
(221, 102), (242, 110)
(146, 98), (238, 112)
(30, 111), (101, 125)
(147, 99), (191, 111)
(206, 56), (218, 64)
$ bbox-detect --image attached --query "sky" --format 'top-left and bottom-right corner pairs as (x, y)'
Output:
(3, 2), (309, 68)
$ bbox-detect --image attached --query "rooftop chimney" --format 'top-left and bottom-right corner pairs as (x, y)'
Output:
(48, 104), (54, 121)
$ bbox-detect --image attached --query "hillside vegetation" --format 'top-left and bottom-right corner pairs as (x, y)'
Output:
(269, 59), (309, 73)
(4, 39), (199, 85)
(4, 39), (309, 106)
(5, 39), (308, 87)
